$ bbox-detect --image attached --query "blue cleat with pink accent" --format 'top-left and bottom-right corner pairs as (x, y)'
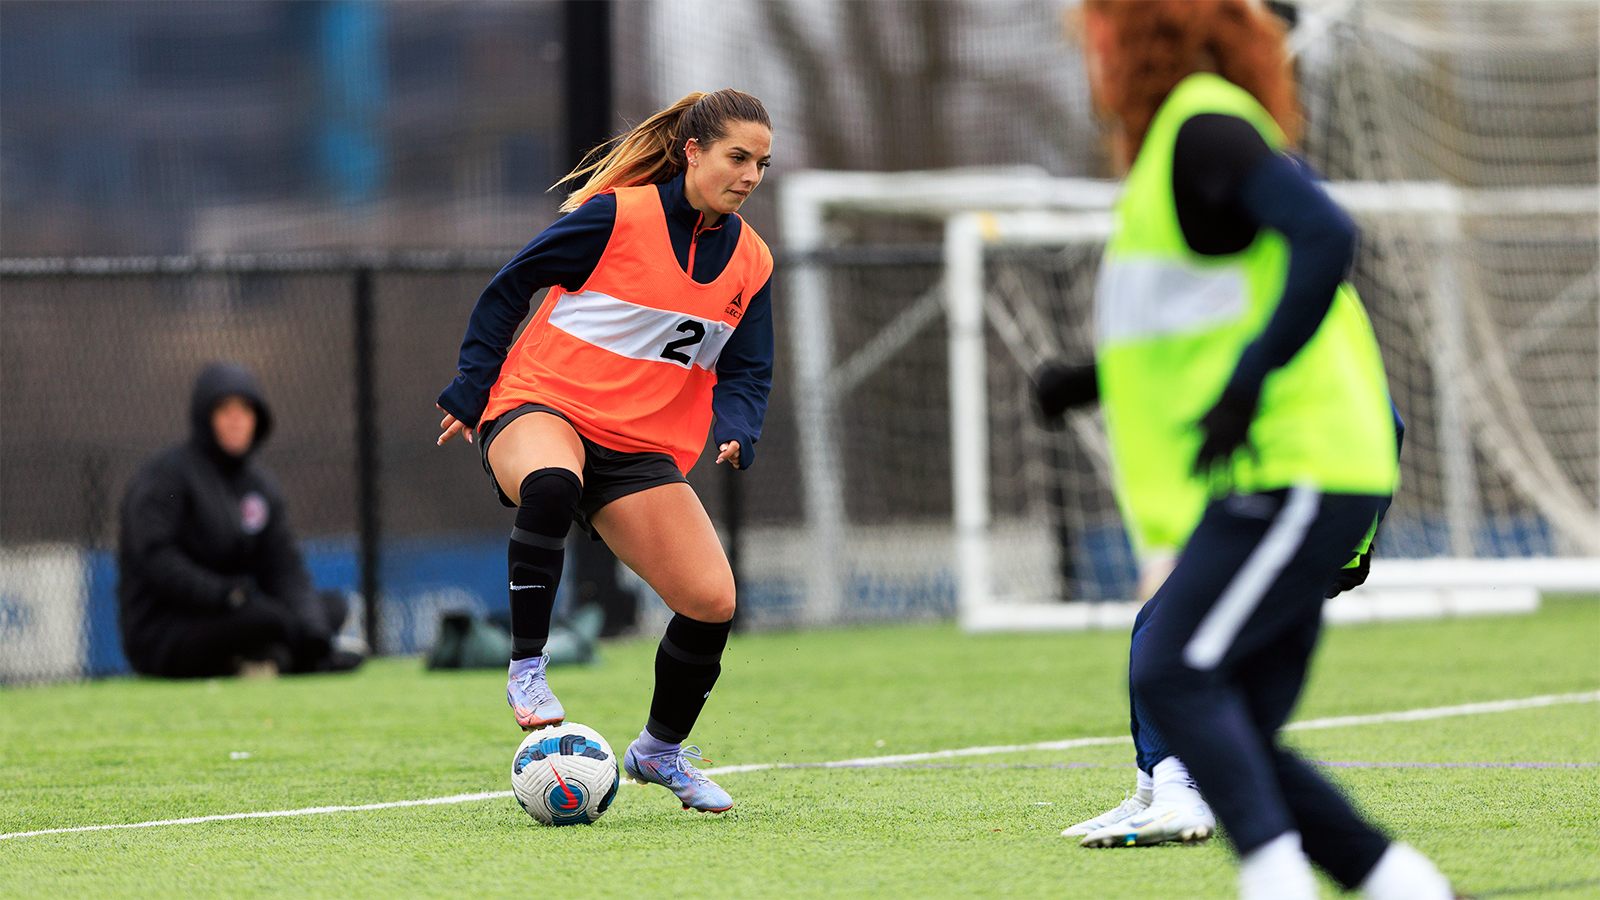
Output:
(507, 653), (564, 731)
(623, 742), (733, 812)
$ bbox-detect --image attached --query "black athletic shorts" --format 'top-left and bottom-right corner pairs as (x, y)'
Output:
(477, 402), (689, 537)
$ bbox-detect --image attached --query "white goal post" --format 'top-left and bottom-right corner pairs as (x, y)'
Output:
(779, 167), (1600, 631)
(780, 168), (1117, 626)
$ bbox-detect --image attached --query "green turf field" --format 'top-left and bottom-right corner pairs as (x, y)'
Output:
(3, 598), (1596, 899)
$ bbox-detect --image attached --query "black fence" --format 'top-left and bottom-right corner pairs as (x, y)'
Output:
(0, 252), (791, 678)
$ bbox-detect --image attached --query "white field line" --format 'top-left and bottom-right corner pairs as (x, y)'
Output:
(3, 689), (1594, 841)
(699, 690), (1600, 776)
(0, 791), (514, 840)
(1281, 690), (1600, 732)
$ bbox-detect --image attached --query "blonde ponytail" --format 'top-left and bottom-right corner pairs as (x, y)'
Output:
(555, 89), (771, 213)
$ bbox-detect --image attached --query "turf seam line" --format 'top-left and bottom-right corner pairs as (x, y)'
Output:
(702, 735), (1134, 775)
(3, 689), (1594, 841)
(1312, 761), (1597, 769)
(723, 761), (1599, 771)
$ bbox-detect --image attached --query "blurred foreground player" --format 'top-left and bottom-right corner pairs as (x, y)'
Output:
(119, 362), (363, 678)
(1038, 367), (1400, 854)
(1040, 2), (1452, 897)
(436, 90), (775, 813)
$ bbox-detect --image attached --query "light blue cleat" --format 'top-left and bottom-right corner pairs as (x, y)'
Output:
(507, 653), (564, 731)
(623, 742), (733, 812)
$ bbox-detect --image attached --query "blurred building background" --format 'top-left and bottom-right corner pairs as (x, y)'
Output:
(1, 0), (1105, 257)
(3, 1), (565, 254)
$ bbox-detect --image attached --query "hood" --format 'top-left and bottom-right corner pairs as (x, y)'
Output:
(189, 361), (274, 457)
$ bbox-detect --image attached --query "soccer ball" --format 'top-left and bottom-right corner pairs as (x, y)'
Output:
(510, 722), (620, 826)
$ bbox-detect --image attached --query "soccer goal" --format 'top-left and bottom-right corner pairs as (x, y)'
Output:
(765, 0), (1599, 631)
(774, 169), (1587, 630)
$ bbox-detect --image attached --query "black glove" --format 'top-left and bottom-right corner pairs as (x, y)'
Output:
(1325, 549), (1372, 598)
(1031, 360), (1099, 419)
(1193, 387), (1260, 478)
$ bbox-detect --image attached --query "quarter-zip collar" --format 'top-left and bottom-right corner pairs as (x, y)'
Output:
(660, 172), (726, 235)
(659, 172), (727, 279)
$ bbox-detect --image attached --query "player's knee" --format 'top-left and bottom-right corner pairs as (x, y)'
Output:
(678, 579), (736, 623)
(707, 589), (736, 624)
(517, 468), (581, 535)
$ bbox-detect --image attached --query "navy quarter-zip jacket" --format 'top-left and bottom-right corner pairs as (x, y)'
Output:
(439, 173), (775, 469)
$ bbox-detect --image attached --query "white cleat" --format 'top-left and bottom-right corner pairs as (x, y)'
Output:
(1080, 799), (1216, 847)
(1061, 794), (1150, 837)
(1361, 843), (1453, 900)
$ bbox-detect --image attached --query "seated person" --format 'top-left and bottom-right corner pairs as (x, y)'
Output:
(118, 362), (363, 677)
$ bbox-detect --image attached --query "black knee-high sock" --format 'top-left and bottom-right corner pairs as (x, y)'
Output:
(508, 468), (581, 661)
(646, 613), (733, 742)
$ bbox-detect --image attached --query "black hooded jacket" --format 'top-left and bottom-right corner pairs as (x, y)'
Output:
(117, 363), (321, 666)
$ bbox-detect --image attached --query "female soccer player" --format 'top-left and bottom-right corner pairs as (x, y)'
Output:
(435, 89), (775, 814)
(1044, 3), (1452, 897)
(1039, 362), (1401, 853)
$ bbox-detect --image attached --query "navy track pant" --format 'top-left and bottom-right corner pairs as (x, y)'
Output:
(1129, 595), (1174, 773)
(1129, 486), (1391, 890)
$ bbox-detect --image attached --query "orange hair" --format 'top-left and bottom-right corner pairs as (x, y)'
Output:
(1081, 0), (1300, 169)
(556, 89), (770, 213)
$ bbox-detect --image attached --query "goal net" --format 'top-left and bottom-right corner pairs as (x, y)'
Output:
(768, 1), (1599, 629)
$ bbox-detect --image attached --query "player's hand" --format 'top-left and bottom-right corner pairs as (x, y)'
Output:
(1324, 549), (1372, 598)
(1031, 360), (1098, 419)
(716, 441), (741, 466)
(1193, 387), (1259, 478)
(437, 406), (473, 446)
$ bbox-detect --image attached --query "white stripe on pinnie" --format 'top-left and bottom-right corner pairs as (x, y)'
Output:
(547, 289), (733, 370)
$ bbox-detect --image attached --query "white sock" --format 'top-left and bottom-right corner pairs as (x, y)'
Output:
(1151, 756), (1204, 808)
(1238, 831), (1318, 900)
(1135, 767), (1154, 805)
(631, 730), (679, 759)
(1361, 843), (1452, 900)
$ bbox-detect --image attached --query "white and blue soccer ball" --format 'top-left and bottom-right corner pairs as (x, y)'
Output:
(511, 722), (620, 826)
